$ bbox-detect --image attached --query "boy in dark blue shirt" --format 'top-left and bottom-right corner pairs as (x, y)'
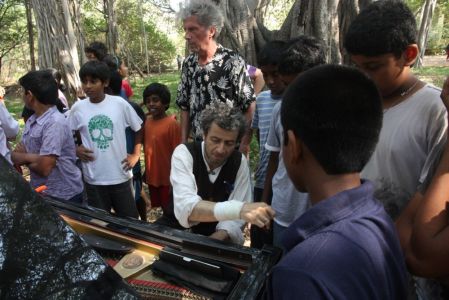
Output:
(263, 65), (407, 299)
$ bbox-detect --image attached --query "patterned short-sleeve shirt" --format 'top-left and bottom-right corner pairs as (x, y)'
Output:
(176, 44), (255, 139)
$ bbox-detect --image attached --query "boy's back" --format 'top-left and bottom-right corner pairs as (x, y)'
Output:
(266, 181), (407, 299)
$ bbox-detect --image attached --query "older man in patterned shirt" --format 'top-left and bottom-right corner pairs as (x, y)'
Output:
(176, 0), (255, 155)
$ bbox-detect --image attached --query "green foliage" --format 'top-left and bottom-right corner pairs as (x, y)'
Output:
(263, 0), (295, 30)
(0, 0), (27, 60)
(404, 0), (449, 54)
(116, 0), (176, 72)
(81, 0), (107, 44)
(413, 66), (449, 87)
(80, 0), (176, 72)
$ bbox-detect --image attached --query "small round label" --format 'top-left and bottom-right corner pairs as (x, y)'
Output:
(122, 254), (144, 269)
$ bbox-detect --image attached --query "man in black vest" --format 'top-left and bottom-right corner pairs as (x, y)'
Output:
(169, 101), (275, 244)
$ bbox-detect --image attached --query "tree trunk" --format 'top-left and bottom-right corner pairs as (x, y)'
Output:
(70, 0), (86, 66)
(338, 0), (360, 64)
(416, 0), (437, 67)
(31, 0), (81, 103)
(104, 0), (119, 55)
(214, 0), (374, 65)
(274, 0), (372, 64)
(214, 0), (267, 65)
(25, 0), (36, 71)
(138, 0), (150, 75)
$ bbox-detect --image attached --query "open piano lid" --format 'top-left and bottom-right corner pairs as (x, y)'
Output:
(0, 156), (281, 299)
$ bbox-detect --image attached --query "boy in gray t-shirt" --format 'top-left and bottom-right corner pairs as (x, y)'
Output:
(345, 2), (447, 299)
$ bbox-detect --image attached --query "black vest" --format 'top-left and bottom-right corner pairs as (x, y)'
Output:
(186, 142), (242, 236)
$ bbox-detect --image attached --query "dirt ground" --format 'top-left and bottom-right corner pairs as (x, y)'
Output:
(422, 55), (449, 67)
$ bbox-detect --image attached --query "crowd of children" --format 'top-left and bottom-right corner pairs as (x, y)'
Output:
(1, 0), (449, 298)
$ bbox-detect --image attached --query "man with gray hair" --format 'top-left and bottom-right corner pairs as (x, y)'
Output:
(167, 101), (274, 244)
(176, 0), (255, 156)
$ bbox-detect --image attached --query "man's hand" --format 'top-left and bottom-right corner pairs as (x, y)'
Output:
(76, 145), (94, 162)
(14, 142), (27, 153)
(441, 76), (449, 111)
(240, 202), (275, 228)
(209, 230), (230, 241)
(122, 153), (139, 171)
(76, 87), (86, 100)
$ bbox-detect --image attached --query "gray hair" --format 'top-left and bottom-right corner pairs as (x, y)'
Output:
(201, 101), (246, 141)
(178, 0), (224, 37)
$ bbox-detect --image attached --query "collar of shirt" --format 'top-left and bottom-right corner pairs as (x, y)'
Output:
(192, 44), (224, 67)
(270, 92), (283, 100)
(282, 180), (376, 251)
(200, 141), (225, 182)
(28, 106), (58, 126)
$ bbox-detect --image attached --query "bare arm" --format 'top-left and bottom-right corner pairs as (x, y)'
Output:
(404, 144), (449, 277)
(180, 110), (191, 143)
(239, 101), (255, 157)
(261, 151), (279, 204)
(189, 200), (275, 228)
(252, 68), (265, 96)
(399, 76), (449, 277)
(12, 149), (56, 177)
(122, 128), (143, 170)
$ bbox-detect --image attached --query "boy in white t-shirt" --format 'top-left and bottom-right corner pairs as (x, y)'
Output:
(69, 61), (143, 218)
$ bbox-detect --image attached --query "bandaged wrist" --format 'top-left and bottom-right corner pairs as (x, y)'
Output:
(213, 200), (244, 221)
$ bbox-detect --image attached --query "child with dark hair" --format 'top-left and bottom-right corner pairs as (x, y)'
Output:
(262, 35), (326, 248)
(48, 68), (68, 108)
(345, 0), (447, 242)
(143, 83), (181, 213)
(118, 58), (133, 99)
(264, 64), (407, 299)
(103, 55), (134, 100)
(345, 2), (447, 298)
(249, 40), (286, 248)
(277, 35), (327, 85)
(12, 70), (83, 203)
(21, 68), (68, 122)
(84, 41), (108, 61)
(68, 61), (143, 218)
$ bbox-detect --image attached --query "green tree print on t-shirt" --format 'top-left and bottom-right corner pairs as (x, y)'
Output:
(88, 115), (114, 150)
